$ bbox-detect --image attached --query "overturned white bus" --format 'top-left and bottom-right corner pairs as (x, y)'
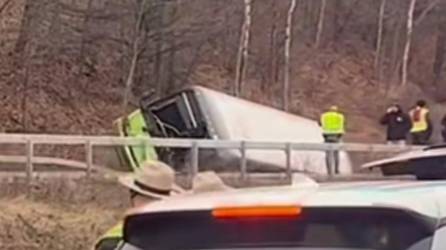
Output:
(116, 86), (352, 175)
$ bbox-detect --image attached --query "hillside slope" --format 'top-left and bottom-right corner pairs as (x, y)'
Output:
(1, 46), (443, 143)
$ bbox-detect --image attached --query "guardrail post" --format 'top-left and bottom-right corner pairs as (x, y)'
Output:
(189, 141), (199, 187)
(25, 139), (34, 189)
(240, 141), (247, 182)
(285, 143), (292, 182)
(85, 140), (93, 178)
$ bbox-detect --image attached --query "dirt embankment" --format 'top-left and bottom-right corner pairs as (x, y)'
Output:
(0, 178), (128, 250)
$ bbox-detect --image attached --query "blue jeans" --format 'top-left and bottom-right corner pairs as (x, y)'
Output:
(323, 134), (342, 174)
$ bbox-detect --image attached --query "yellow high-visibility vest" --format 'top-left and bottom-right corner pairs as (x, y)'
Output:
(320, 111), (345, 135)
(94, 222), (123, 250)
(410, 108), (429, 133)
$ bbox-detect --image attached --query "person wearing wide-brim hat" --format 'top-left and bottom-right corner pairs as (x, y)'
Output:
(94, 160), (183, 250)
(119, 161), (184, 202)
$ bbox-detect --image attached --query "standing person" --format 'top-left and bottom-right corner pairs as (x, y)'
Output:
(441, 115), (446, 143)
(94, 160), (183, 250)
(320, 106), (345, 174)
(379, 104), (412, 145)
(409, 100), (432, 145)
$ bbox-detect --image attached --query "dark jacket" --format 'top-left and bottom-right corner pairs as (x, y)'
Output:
(442, 129), (446, 143)
(380, 111), (412, 141)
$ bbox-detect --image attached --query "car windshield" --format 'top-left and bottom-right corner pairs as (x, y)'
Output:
(122, 207), (435, 250)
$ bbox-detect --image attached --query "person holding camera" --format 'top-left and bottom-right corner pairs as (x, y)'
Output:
(380, 104), (412, 145)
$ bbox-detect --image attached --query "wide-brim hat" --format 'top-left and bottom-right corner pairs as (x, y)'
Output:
(191, 171), (232, 194)
(118, 160), (184, 199)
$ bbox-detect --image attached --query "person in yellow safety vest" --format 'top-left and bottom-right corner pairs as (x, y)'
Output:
(94, 160), (183, 250)
(409, 100), (432, 145)
(320, 106), (345, 174)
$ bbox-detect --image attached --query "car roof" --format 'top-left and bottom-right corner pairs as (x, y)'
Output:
(129, 180), (446, 219)
(362, 147), (446, 169)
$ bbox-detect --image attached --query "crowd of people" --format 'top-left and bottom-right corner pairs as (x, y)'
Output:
(379, 100), (446, 145)
(319, 100), (446, 174)
(320, 100), (446, 147)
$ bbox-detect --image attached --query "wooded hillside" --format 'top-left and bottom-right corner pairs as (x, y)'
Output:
(1, 0), (445, 142)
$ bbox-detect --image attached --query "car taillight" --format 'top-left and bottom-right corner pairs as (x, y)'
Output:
(212, 206), (302, 218)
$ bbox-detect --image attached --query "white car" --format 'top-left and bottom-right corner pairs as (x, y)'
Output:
(118, 180), (446, 250)
(362, 145), (446, 180)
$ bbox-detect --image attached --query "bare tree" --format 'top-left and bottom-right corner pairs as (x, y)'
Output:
(154, 2), (167, 97)
(234, 0), (252, 97)
(165, 4), (179, 93)
(266, 1), (278, 91)
(315, 0), (327, 48)
(414, 0), (440, 27)
(21, 51), (31, 131)
(77, 0), (94, 76)
(14, 0), (35, 57)
(0, 0), (12, 16)
(283, 0), (297, 111)
(122, 0), (148, 115)
(388, 0), (439, 85)
(375, 0), (386, 81)
(433, 2), (446, 87)
(401, 0), (417, 86)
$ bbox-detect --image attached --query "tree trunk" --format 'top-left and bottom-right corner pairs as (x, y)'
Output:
(388, 10), (404, 84)
(302, 0), (311, 36)
(414, 0), (440, 27)
(154, 2), (166, 97)
(166, 39), (176, 94)
(388, 0), (439, 85)
(16, 0), (35, 131)
(283, 0), (297, 111)
(375, 0), (387, 81)
(266, 1), (277, 92)
(234, 0), (252, 97)
(47, 1), (62, 58)
(77, 0), (94, 75)
(315, 0), (327, 48)
(401, 0), (417, 86)
(433, 29), (446, 86)
(222, 1), (231, 71)
(165, 4), (178, 93)
(433, 3), (446, 86)
(21, 57), (31, 131)
(0, 0), (12, 16)
(14, 0), (35, 58)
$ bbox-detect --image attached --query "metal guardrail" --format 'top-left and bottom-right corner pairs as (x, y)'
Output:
(0, 133), (424, 186)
